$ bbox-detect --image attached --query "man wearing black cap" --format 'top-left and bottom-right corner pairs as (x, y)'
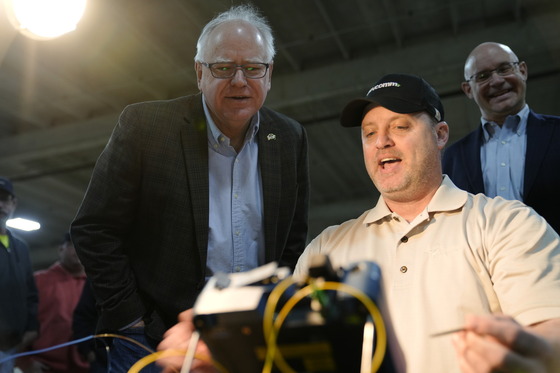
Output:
(0, 177), (39, 373)
(293, 74), (560, 372)
(156, 74), (560, 373)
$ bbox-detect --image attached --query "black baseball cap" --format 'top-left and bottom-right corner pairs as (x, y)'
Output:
(340, 73), (444, 127)
(0, 177), (15, 196)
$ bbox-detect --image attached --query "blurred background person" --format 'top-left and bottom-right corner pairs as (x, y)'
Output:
(0, 177), (39, 373)
(443, 41), (560, 233)
(17, 233), (88, 373)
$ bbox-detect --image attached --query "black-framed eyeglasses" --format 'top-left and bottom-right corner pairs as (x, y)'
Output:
(466, 62), (520, 84)
(200, 62), (270, 79)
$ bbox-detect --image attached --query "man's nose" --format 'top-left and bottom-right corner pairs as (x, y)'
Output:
(376, 133), (394, 149)
(487, 71), (507, 85)
(230, 68), (248, 86)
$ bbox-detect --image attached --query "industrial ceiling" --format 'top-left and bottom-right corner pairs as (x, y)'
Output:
(1, 0), (559, 268)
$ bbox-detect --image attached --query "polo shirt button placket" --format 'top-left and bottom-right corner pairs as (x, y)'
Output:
(399, 236), (409, 274)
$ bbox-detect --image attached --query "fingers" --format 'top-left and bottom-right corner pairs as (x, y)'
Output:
(453, 328), (501, 373)
(157, 308), (217, 372)
(465, 315), (551, 360)
(159, 309), (196, 350)
(452, 314), (552, 373)
(453, 329), (542, 372)
(157, 309), (196, 370)
(177, 309), (196, 326)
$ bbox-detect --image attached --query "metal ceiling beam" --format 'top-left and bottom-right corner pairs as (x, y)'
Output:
(514, 0), (523, 20)
(277, 44), (301, 72)
(381, 0), (403, 47)
(267, 11), (560, 114)
(448, 0), (460, 35)
(357, 0), (382, 48)
(313, 0), (350, 59)
(3, 11), (557, 161)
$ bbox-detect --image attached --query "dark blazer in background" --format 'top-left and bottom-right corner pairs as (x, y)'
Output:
(70, 93), (309, 341)
(442, 110), (560, 233)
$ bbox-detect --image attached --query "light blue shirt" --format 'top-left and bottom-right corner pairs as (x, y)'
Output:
(203, 96), (264, 278)
(480, 105), (529, 201)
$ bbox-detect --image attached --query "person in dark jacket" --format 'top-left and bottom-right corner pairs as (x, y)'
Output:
(442, 42), (560, 233)
(0, 177), (39, 373)
(70, 4), (309, 372)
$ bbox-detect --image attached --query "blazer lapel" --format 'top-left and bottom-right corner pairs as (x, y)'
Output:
(462, 127), (486, 193)
(524, 111), (553, 199)
(180, 95), (210, 272)
(258, 120), (281, 264)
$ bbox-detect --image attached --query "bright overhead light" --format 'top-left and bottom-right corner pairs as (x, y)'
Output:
(4, 0), (87, 40)
(7, 217), (41, 231)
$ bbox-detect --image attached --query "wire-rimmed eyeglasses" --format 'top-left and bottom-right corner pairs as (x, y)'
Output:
(200, 62), (270, 79)
(466, 61), (520, 84)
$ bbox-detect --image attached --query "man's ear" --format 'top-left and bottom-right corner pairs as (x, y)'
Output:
(518, 61), (528, 82)
(266, 63), (273, 91)
(435, 121), (449, 150)
(195, 61), (203, 90)
(461, 81), (473, 99)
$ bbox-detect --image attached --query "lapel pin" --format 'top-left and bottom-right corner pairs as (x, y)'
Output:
(267, 133), (276, 141)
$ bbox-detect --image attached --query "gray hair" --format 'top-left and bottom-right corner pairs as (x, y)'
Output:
(194, 4), (276, 63)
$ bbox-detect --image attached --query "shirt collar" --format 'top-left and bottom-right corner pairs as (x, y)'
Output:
(364, 176), (468, 225)
(202, 94), (260, 147)
(481, 104), (530, 142)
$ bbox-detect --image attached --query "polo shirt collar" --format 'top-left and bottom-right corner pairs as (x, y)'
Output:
(364, 176), (468, 224)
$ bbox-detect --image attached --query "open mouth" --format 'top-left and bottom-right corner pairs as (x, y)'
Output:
(379, 157), (401, 169)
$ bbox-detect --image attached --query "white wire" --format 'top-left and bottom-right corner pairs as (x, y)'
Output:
(360, 316), (375, 373)
(180, 330), (200, 373)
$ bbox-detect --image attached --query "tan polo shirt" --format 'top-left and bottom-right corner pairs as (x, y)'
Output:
(295, 176), (560, 373)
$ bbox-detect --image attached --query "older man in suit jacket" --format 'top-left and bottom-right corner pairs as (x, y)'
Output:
(442, 42), (560, 233)
(71, 5), (309, 372)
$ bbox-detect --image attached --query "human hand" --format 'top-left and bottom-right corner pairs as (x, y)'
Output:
(157, 309), (216, 373)
(452, 314), (556, 373)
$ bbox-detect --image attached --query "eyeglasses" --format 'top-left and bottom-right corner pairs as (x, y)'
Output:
(200, 62), (270, 79)
(466, 62), (520, 84)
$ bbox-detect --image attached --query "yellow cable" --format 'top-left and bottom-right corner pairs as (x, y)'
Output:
(262, 279), (387, 373)
(128, 349), (184, 373)
(262, 276), (297, 373)
(126, 349), (229, 373)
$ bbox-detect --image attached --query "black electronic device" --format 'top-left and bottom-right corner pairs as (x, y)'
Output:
(192, 257), (395, 373)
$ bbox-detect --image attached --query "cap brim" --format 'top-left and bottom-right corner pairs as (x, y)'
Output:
(340, 98), (378, 127)
(340, 96), (429, 127)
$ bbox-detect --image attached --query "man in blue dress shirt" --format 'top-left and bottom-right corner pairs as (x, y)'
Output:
(70, 5), (309, 372)
(442, 42), (560, 233)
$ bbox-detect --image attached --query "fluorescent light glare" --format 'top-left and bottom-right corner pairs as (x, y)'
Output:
(4, 0), (87, 40)
(7, 217), (41, 231)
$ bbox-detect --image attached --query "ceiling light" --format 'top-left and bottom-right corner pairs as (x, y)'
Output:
(7, 217), (41, 231)
(3, 0), (87, 40)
